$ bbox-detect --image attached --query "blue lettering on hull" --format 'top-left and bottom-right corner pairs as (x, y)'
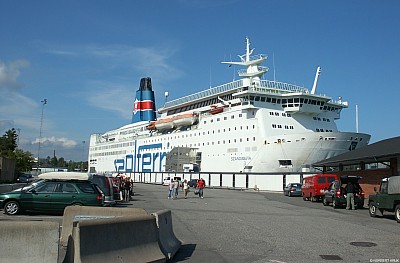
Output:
(114, 142), (167, 173)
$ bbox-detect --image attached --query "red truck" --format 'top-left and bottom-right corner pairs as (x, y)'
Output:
(302, 173), (338, 202)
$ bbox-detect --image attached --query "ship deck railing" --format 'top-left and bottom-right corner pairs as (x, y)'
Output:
(162, 79), (310, 109)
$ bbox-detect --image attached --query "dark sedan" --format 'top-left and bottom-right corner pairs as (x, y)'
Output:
(283, 183), (302, 197)
(322, 175), (364, 209)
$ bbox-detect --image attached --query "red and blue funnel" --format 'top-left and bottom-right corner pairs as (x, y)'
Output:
(131, 77), (156, 123)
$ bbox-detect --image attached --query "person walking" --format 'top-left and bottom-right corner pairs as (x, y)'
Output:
(197, 178), (205, 199)
(172, 179), (180, 199)
(168, 179), (173, 199)
(182, 179), (189, 199)
(346, 181), (356, 210)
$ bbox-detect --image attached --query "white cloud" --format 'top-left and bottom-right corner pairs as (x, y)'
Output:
(32, 136), (77, 148)
(0, 59), (30, 90)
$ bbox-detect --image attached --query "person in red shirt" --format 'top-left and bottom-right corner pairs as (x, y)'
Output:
(196, 178), (205, 199)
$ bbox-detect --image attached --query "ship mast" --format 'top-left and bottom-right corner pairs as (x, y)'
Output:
(221, 37), (269, 87)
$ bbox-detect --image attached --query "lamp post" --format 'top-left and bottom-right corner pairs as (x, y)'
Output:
(36, 99), (47, 175)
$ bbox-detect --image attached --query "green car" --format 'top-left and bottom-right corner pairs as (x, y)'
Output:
(0, 179), (105, 215)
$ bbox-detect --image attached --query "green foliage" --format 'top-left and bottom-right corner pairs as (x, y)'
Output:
(1, 129), (87, 174)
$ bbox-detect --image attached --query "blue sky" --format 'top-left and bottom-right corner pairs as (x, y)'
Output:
(1, 0), (399, 161)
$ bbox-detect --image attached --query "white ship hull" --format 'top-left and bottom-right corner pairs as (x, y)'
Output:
(88, 38), (371, 174)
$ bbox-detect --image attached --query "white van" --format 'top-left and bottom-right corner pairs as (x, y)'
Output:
(162, 176), (182, 186)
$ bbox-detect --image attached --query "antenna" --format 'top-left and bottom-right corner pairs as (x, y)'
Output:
(356, 104), (359, 133)
(311, 66), (321, 94)
(209, 64), (212, 89)
(273, 52), (276, 82)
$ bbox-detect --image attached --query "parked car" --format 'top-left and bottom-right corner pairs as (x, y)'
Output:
(89, 174), (116, 206)
(369, 176), (400, 222)
(38, 172), (116, 206)
(302, 173), (338, 202)
(16, 173), (34, 183)
(163, 176), (182, 186)
(0, 179), (104, 215)
(283, 183), (302, 197)
(188, 179), (199, 188)
(322, 175), (364, 209)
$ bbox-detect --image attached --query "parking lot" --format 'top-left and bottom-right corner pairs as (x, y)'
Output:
(1, 183), (400, 263)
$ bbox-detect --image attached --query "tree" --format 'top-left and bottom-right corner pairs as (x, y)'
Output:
(14, 149), (35, 174)
(0, 128), (18, 157)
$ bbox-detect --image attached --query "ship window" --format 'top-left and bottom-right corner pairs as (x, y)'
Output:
(261, 97), (266, 102)
(255, 96), (260, 101)
(304, 99), (308, 103)
(313, 117), (317, 120)
(239, 114), (242, 117)
(327, 119), (330, 122)
(204, 121), (206, 124)
(217, 118), (220, 121)
(249, 96), (255, 101)
(275, 112), (279, 116)
(270, 112), (274, 115)
(272, 98), (277, 103)
(278, 125), (282, 128)
(231, 115), (234, 119)
(224, 117), (227, 120)
(266, 97), (271, 102)
(272, 124), (277, 128)
(279, 160), (292, 167)
(240, 138), (242, 142)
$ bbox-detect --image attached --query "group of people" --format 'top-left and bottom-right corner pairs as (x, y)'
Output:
(116, 174), (133, 201)
(168, 178), (205, 199)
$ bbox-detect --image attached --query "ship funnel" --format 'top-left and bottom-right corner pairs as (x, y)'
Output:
(131, 77), (156, 124)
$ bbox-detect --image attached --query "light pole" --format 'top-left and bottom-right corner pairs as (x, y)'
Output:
(36, 99), (47, 175)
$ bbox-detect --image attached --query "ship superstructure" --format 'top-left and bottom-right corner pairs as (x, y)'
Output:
(88, 38), (370, 174)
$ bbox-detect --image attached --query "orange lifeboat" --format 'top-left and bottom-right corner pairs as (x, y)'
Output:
(209, 104), (224, 114)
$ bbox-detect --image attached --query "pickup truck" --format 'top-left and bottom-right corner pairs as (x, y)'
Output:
(368, 176), (400, 223)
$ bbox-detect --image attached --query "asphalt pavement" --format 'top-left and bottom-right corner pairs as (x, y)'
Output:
(131, 183), (400, 263)
(1, 184), (399, 263)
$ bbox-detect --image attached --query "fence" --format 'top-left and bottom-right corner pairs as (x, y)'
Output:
(129, 171), (314, 192)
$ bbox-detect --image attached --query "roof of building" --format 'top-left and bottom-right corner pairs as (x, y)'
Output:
(312, 136), (400, 167)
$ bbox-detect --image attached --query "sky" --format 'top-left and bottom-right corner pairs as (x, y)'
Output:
(0, 0), (399, 162)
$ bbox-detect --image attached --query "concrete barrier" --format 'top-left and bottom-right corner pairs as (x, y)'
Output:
(60, 206), (148, 246)
(152, 209), (182, 259)
(66, 215), (165, 263)
(0, 221), (59, 263)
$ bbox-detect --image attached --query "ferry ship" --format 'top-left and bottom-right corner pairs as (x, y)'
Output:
(88, 38), (370, 174)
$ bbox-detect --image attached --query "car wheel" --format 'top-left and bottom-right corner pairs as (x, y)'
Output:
(332, 199), (338, 209)
(4, 200), (20, 215)
(369, 202), (377, 217)
(395, 205), (400, 223)
(323, 197), (328, 206)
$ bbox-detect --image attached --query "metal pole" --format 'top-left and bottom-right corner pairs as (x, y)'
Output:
(36, 99), (47, 175)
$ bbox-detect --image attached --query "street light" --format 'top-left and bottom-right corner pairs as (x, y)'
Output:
(36, 99), (47, 175)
